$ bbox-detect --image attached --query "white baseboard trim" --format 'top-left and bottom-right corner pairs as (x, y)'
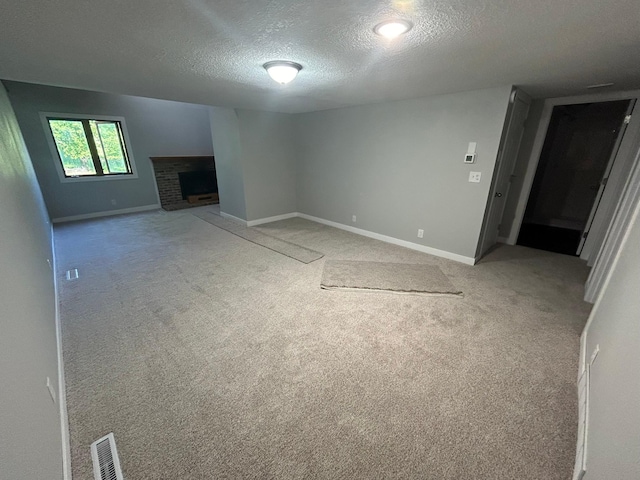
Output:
(247, 212), (298, 227)
(579, 330), (587, 382)
(51, 226), (71, 480)
(220, 211), (248, 226)
(297, 213), (476, 265)
(205, 209), (477, 265)
(52, 204), (160, 223)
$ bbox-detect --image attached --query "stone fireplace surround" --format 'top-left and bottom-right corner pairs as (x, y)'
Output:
(150, 155), (217, 211)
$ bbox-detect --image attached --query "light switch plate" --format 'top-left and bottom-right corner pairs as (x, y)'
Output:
(469, 172), (481, 183)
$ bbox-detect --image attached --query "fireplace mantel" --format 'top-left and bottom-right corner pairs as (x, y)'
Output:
(150, 155), (213, 163)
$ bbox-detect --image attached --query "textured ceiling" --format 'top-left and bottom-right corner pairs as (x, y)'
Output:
(0, 0), (639, 113)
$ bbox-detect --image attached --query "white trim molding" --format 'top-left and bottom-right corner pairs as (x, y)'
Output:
(579, 330), (587, 383)
(51, 225), (72, 480)
(52, 204), (160, 223)
(297, 213), (476, 265)
(219, 211), (248, 226)
(247, 212), (298, 227)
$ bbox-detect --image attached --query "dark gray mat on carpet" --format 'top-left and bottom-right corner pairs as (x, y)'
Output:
(321, 260), (463, 296)
(193, 211), (324, 264)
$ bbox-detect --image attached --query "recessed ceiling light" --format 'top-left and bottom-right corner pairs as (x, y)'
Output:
(586, 82), (614, 90)
(263, 61), (302, 85)
(373, 19), (413, 39)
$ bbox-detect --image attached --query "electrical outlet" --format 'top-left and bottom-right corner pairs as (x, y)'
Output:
(46, 377), (56, 404)
(469, 171), (482, 183)
(111, 199), (117, 205)
(352, 215), (357, 222)
(417, 229), (424, 238)
(66, 269), (79, 281)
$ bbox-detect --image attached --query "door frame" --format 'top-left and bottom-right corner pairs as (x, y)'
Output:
(584, 140), (640, 303)
(506, 90), (640, 253)
(576, 100), (636, 255)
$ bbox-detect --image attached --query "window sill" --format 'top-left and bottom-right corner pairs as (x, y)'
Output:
(59, 173), (139, 184)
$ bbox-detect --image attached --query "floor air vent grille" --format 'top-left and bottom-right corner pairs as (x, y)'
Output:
(91, 433), (124, 480)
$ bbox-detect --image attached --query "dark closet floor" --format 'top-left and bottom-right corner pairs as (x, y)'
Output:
(517, 223), (582, 256)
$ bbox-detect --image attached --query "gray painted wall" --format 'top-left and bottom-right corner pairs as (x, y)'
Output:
(499, 99), (545, 239)
(209, 107), (248, 220)
(4, 81), (213, 220)
(208, 107), (298, 222)
(0, 84), (63, 477)
(582, 195), (640, 479)
(237, 109), (297, 221)
(293, 86), (512, 259)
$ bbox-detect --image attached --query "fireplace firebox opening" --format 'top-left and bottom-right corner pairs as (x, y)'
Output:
(178, 170), (218, 199)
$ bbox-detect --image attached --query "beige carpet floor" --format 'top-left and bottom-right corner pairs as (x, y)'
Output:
(55, 208), (592, 479)
(321, 260), (463, 296)
(192, 209), (324, 264)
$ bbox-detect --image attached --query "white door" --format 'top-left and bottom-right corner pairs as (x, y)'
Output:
(576, 100), (635, 255)
(477, 90), (531, 258)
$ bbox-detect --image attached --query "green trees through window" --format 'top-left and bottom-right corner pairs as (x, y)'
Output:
(48, 118), (132, 177)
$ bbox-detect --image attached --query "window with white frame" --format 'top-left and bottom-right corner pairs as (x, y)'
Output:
(43, 114), (136, 180)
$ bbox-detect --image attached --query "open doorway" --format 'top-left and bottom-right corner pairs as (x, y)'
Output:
(517, 100), (634, 255)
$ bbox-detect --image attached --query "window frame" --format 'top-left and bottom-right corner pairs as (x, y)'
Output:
(40, 112), (139, 183)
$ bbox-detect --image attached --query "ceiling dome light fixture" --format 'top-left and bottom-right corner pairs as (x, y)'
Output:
(263, 61), (302, 85)
(373, 19), (413, 39)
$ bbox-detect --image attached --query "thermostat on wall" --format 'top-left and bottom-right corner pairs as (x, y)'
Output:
(464, 142), (477, 163)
